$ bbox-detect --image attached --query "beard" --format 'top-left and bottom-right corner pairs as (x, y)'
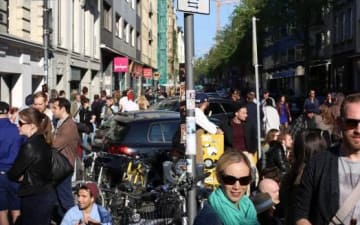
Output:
(342, 133), (360, 154)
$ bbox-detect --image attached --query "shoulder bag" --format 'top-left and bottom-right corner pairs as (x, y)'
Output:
(51, 148), (74, 184)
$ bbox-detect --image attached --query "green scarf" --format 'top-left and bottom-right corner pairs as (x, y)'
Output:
(208, 188), (259, 225)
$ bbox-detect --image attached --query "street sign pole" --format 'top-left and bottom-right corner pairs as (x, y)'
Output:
(184, 13), (197, 225)
(178, 1), (210, 223)
(252, 16), (261, 158)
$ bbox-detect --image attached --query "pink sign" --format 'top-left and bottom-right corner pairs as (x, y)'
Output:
(143, 68), (152, 79)
(114, 57), (129, 72)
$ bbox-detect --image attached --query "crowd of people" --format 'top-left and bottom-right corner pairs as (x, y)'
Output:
(1, 83), (359, 225)
(0, 85), (118, 225)
(192, 89), (360, 225)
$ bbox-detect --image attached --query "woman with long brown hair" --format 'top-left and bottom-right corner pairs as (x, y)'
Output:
(8, 108), (55, 225)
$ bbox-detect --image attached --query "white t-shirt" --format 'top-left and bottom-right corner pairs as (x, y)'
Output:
(195, 108), (217, 134)
(122, 100), (139, 112)
(263, 105), (280, 133)
(118, 96), (129, 112)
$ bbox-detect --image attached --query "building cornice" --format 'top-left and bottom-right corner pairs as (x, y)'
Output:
(0, 33), (43, 49)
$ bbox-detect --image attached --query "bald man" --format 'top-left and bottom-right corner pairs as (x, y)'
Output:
(258, 178), (280, 205)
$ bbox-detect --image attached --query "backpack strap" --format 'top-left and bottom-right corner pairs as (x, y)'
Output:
(329, 181), (360, 225)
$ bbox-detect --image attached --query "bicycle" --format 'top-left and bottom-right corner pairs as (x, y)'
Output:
(122, 155), (151, 191)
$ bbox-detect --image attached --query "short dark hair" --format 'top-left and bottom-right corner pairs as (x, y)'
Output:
(54, 97), (71, 113)
(82, 86), (88, 94)
(81, 97), (90, 105)
(233, 103), (247, 115)
(340, 93), (360, 118)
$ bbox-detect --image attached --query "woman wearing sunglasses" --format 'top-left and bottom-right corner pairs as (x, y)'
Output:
(194, 150), (259, 225)
(8, 108), (56, 225)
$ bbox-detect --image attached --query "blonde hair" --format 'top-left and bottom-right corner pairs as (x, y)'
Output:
(216, 150), (251, 184)
(137, 95), (149, 110)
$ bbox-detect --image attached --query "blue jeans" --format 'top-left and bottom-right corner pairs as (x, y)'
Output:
(20, 190), (56, 225)
(54, 175), (74, 223)
(0, 173), (20, 210)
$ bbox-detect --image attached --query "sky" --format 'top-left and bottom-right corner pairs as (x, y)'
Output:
(175, 1), (239, 58)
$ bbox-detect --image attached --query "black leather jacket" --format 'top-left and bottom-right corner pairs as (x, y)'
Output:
(263, 141), (290, 177)
(8, 133), (53, 196)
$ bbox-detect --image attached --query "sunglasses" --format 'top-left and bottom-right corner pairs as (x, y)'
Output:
(342, 118), (360, 129)
(18, 120), (29, 127)
(221, 174), (252, 186)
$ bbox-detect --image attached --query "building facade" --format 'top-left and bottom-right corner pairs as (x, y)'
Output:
(0, 0), (45, 107)
(263, 3), (333, 97)
(140, 0), (158, 90)
(51, 0), (101, 99)
(332, 0), (360, 92)
(0, 0), (181, 105)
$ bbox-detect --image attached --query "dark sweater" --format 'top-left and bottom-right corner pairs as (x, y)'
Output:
(294, 146), (340, 225)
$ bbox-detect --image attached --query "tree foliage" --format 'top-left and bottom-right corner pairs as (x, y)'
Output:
(194, 0), (333, 90)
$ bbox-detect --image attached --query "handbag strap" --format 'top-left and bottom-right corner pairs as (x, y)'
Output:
(329, 180), (360, 225)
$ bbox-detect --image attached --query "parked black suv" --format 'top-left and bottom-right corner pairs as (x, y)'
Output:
(94, 111), (180, 185)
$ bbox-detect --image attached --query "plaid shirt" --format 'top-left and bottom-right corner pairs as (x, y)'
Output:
(290, 114), (317, 138)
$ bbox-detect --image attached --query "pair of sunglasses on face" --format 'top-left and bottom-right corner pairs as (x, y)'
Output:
(342, 118), (360, 129)
(18, 120), (30, 127)
(221, 174), (252, 186)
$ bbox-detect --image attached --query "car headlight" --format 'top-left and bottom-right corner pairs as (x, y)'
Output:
(204, 158), (214, 169)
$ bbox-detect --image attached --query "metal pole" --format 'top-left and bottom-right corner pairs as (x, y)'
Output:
(184, 13), (197, 225)
(252, 16), (261, 158)
(43, 0), (49, 86)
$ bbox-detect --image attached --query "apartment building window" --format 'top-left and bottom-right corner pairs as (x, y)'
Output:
(124, 22), (129, 43)
(287, 23), (296, 35)
(345, 8), (353, 40)
(136, 32), (141, 50)
(119, 17), (123, 39)
(280, 51), (287, 64)
(0, 8), (7, 32)
(315, 32), (323, 50)
(136, 0), (141, 16)
(264, 36), (273, 48)
(341, 12), (345, 42)
(295, 45), (304, 61)
(288, 48), (295, 62)
(132, 0), (136, 9)
(115, 14), (119, 36)
(334, 16), (339, 43)
(103, 2), (112, 31)
(326, 30), (331, 45)
(130, 27), (135, 46)
(149, 0), (153, 18)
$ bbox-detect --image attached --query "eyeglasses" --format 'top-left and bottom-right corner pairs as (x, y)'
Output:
(18, 120), (29, 127)
(342, 118), (360, 129)
(221, 174), (252, 186)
